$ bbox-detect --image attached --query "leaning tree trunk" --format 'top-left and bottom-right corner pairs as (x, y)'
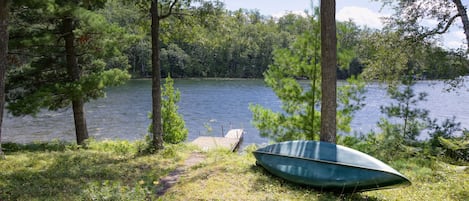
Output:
(453, 0), (469, 50)
(320, 0), (337, 143)
(0, 0), (9, 158)
(150, 0), (164, 150)
(63, 17), (89, 145)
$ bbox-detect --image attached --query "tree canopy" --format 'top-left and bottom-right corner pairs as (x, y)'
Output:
(6, 0), (130, 144)
(378, 0), (469, 51)
(1, 0), (468, 147)
(250, 10), (365, 142)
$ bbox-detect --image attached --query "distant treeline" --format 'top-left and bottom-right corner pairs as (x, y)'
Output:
(11, 0), (467, 80)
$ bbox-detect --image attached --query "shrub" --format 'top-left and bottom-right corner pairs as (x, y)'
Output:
(147, 75), (188, 145)
(161, 75), (188, 144)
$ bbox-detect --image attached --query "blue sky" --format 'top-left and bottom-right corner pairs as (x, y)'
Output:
(223, 0), (384, 15)
(222, 0), (466, 50)
(223, 0), (388, 28)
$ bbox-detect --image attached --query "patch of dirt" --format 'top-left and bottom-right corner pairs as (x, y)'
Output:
(156, 152), (206, 196)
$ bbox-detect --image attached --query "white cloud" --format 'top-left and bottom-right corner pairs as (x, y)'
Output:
(336, 6), (387, 29)
(423, 18), (440, 27)
(441, 30), (466, 50)
(271, 10), (308, 19)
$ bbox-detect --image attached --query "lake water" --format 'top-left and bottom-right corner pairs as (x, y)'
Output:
(3, 79), (469, 146)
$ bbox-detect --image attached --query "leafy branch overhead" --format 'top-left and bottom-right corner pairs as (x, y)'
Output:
(378, 0), (469, 50)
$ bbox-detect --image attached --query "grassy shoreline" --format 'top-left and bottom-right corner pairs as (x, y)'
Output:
(0, 140), (467, 200)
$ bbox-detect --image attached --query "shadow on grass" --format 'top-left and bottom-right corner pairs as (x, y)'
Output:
(2, 141), (77, 153)
(0, 148), (175, 200)
(250, 164), (383, 201)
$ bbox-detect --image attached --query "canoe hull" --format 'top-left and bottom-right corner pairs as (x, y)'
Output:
(253, 141), (411, 192)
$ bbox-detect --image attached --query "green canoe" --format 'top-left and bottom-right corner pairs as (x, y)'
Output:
(253, 140), (411, 192)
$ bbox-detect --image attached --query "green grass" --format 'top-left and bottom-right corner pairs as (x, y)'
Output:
(1, 141), (467, 201)
(0, 140), (195, 201)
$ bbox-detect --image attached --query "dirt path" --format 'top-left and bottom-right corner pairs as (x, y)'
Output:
(156, 152), (206, 196)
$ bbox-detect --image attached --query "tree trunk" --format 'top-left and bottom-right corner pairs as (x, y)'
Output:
(151, 0), (164, 150)
(0, 0), (9, 158)
(453, 0), (469, 50)
(63, 17), (89, 145)
(320, 0), (337, 143)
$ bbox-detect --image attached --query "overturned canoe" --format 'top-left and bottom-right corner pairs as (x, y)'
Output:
(253, 140), (411, 192)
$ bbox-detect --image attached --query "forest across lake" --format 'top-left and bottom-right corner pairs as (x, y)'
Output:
(3, 79), (469, 147)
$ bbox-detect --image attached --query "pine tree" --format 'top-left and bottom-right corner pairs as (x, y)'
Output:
(250, 11), (365, 142)
(161, 75), (188, 144)
(7, 1), (130, 145)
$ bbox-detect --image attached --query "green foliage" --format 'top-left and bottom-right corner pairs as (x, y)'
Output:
(342, 76), (465, 163)
(360, 31), (419, 81)
(359, 29), (468, 82)
(250, 15), (366, 142)
(161, 75), (188, 144)
(160, 43), (191, 77)
(380, 78), (429, 143)
(147, 76), (188, 144)
(54, 0), (467, 80)
(437, 131), (469, 162)
(427, 116), (461, 151)
(99, 0), (151, 77)
(357, 77), (431, 161)
(355, 12), (468, 163)
(6, 1), (131, 117)
(378, 0), (469, 51)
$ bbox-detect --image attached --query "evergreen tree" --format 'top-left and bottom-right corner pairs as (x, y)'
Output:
(379, 77), (429, 147)
(250, 12), (365, 142)
(147, 75), (188, 145)
(7, 0), (130, 145)
(161, 75), (188, 143)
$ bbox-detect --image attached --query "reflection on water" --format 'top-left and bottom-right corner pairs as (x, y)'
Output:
(3, 79), (469, 146)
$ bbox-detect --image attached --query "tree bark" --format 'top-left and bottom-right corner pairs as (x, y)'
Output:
(151, 0), (164, 150)
(320, 0), (337, 143)
(453, 0), (469, 50)
(0, 0), (9, 158)
(63, 17), (89, 145)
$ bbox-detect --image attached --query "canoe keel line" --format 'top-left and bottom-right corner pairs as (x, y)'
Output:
(253, 140), (411, 192)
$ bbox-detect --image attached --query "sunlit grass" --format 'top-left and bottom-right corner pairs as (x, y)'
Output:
(0, 141), (467, 200)
(364, 159), (469, 201)
(161, 146), (468, 201)
(162, 147), (373, 201)
(0, 140), (195, 201)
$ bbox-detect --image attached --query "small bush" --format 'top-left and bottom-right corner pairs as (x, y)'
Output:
(147, 75), (188, 146)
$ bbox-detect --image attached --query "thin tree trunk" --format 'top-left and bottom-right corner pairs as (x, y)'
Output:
(151, 0), (164, 150)
(0, 0), (9, 158)
(320, 0), (337, 143)
(63, 17), (88, 145)
(453, 0), (469, 50)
